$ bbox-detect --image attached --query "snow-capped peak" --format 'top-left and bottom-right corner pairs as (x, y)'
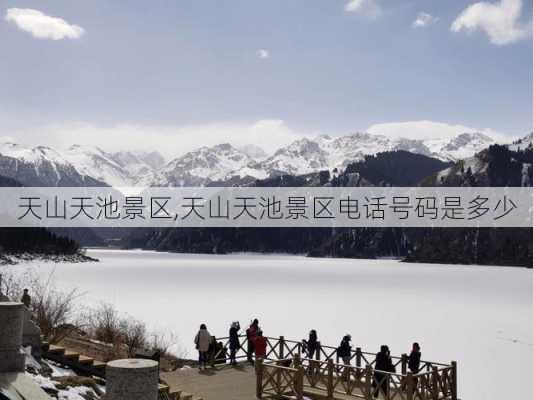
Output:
(238, 144), (268, 160)
(252, 130), (501, 177)
(152, 143), (267, 187)
(0, 129), (505, 188)
(0, 142), (69, 165)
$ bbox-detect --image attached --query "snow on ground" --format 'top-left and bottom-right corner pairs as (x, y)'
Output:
(56, 385), (96, 400)
(25, 356), (102, 400)
(9, 249), (533, 400)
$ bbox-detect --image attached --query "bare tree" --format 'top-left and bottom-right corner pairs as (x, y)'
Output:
(31, 272), (83, 343)
(119, 317), (147, 357)
(0, 269), (35, 300)
(0, 269), (83, 343)
(87, 303), (121, 344)
(149, 330), (183, 358)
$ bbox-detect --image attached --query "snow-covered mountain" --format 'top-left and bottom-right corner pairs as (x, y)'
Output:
(238, 144), (268, 160)
(251, 131), (497, 177)
(0, 142), (106, 186)
(152, 143), (267, 187)
(151, 131), (498, 186)
(508, 132), (533, 152)
(0, 130), (500, 188)
(63, 145), (165, 187)
(0, 142), (165, 187)
(430, 132), (533, 187)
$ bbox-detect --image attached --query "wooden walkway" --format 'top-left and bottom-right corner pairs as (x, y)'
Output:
(161, 335), (457, 400)
(160, 362), (383, 400)
(161, 364), (257, 400)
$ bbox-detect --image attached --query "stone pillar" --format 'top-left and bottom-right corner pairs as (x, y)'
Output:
(0, 302), (26, 372)
(106, 358), (159, 400)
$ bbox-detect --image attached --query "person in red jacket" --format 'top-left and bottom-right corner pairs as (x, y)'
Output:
(246, 319), (260, 363)
(254, 330), (267, 360)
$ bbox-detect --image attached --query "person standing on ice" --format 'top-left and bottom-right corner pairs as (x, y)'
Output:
(229, 321), (241, 365)
(303, 329), (319, 359)
(194, 324), (212, 370)
(246, 319), (260, 364)
(254, 330), (267, 360)
(408, 342), (421, 373)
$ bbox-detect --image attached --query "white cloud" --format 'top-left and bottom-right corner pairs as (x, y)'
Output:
(5, 8), (84, 40)
(451, 0), (532, 45)
(367, 120), (514, 142)
(413, 12), (439, 28)
(344, 0), (381, 19)
(3, 120), (306, 158)
(256, 49), (270, 59)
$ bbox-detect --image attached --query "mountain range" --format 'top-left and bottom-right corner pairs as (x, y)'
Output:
(3, 129), (533, 267)
(128, 146), (533, 267)
(0, 131), (500, 188)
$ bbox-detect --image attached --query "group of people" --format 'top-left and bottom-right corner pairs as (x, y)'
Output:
(194, 319), (268, 370)
(195, 323), (422, 398)
(231, 319), (267, 365)
(332, 333), (421, 397)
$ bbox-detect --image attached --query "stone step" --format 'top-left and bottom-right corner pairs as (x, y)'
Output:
(47, 345), (66, 355)
(63, 350), (80, 361)
(92, 360), (107, 369)
(78, 355), (95, 365)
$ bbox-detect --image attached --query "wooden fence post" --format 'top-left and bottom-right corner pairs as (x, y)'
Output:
(401, 353), (408, 375)
(355, 347), (362, 381)
(431, 366), (439, 400)
(327, 359), (334, 399)
(295, 366), (305, 400)
(356, 347), (362, 368)
(421, 373), (428, 399)
(451, 361), (457, 400)
(294, 354), (301, 368)
(386, 374), (392, 400)
(312, 341), (321, 387)
(210, 336), (216, 368)
(406, 372), (414, 400)
(365, 365), (373, 400)
(255, 358), (263, 399)
(279, 336), (285, 360)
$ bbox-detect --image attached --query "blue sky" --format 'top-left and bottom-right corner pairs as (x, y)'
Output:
(1, 0), (532, 155)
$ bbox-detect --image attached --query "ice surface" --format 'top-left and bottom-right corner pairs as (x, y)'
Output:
(13, 249), (533, 400)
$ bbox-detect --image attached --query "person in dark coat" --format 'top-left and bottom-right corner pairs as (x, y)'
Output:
(229, 321), (241, 365)
(246, 319), (260, 363)
(21, 289), (31, 308)
(303, 330), (318, 359)
(408, 342), (421, 373)
(373, 345), (396, 398)
(337, 334), (352, 365)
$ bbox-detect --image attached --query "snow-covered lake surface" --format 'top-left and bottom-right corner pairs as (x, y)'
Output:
(12, 249), (533, 400)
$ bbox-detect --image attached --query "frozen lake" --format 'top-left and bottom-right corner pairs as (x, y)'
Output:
(12, 249), (533, 400)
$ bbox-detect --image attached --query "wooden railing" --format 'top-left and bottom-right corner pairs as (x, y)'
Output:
(212, 335), (457, 400)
